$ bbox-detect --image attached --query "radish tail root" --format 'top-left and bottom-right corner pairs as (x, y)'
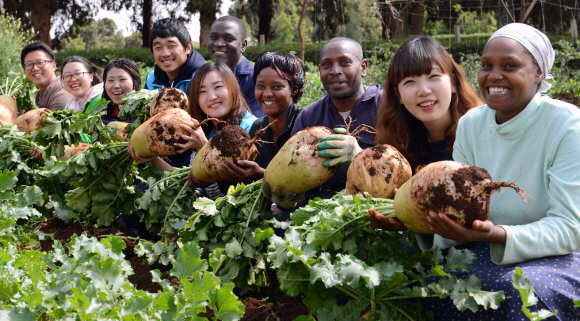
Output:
(490, 181), (531, 204)
(192, 118), (223, 130)
(249, 120), (277, 146)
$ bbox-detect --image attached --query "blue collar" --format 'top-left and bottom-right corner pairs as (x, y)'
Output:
(233, 57), (253, 76)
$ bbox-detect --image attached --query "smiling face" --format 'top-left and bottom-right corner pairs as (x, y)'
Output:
(255, 67), (293, 118)
(23, 50), (56, 92)
(152, 36), (192, 81)
(104, 67), (134, 105)
(207, 21), (247, 70)
(397, 65), (455, 129)
(478, 37), (542, 124)
(198, 70), (232, 120)
(319, 42), (367, 100)
(61, 62), (93, 99)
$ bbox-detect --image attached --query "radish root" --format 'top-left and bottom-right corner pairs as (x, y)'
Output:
(249, 120), (277, 146)
(192, 118), (223, 130)
(489, 181), (531, 204)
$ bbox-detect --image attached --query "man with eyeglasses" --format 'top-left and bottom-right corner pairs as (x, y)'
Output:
(20, 42), (73, 111)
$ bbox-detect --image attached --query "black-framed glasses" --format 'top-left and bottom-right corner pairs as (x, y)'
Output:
(23, 60), (54, 70)
(61, 71), (91, 82)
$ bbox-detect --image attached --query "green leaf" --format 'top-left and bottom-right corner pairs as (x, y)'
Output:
(446, 247), (476, 272)
(254, 227), (274, 243)
(208, 283), (245, 321)
(0, 170), (17, 192)
(225, 238), (243, 258)
(171, 242), (208, 279)
(512, 267), (557, 320)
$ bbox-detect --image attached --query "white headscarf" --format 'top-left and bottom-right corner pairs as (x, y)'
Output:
(487, 23), (554, 93)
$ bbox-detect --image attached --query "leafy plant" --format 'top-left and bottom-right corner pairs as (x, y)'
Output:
(137, 166), (197, 237)
(0, 125), (43, 185)
(41, 142), (139, 226)
(30, 108), (113, 158)
(268, 193), (505, 319)
(512, 267), (557, 320)
(181, 180), (276, 294)
(0, 9), (34, 80)
(118, 88), (158, 134)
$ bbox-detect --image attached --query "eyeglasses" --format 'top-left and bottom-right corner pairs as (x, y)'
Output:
(23, 60), (54, 70)
(61, 71), (91, 82)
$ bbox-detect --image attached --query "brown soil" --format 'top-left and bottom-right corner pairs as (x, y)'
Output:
(209, 125), (252, 159)
(37, 217), (312, 319)
(418, 165), (491, 227)
(198, 295), (312, 321)
(551, 92), (580, 106)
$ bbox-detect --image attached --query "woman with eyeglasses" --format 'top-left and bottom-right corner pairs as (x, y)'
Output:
(61, 56), (104, 115)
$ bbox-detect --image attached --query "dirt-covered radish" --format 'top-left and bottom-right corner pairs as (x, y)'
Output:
(62, 143), (92, 160)
(106, 121), (130, 142)
(263, 126), (338, 196)
(150, 88), (189, 117)
(346, 144), (412, 199)
(15, 108), (51, 133)
(191, 125), (260, 183)
(130, 108), (196, 157)
(392, 161), (527, 234)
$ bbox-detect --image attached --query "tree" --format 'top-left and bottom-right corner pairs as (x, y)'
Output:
(185, 0), (223, 47)
(62, 18), (126, 50)
(297, 0), (315, 61)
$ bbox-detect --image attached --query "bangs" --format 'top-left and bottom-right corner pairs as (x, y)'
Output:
(390, 38), (453, 86)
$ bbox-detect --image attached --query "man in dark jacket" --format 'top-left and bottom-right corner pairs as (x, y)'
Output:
(206, 16), (264, 117)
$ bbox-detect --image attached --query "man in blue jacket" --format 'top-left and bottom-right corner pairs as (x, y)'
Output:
(145, 18), (205, 93)
(206, 16), (264, 117)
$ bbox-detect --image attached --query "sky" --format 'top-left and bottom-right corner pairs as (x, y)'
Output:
(54, 0), (233, 43)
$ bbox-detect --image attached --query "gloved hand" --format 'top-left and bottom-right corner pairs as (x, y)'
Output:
(317, 128), (362, 167)
(261, 181), (304, 209)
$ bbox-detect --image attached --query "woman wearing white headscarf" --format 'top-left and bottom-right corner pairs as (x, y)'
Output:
(418, 23), (580, 319)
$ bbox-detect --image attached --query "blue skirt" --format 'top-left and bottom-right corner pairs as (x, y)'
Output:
(421, 242), (580, 320)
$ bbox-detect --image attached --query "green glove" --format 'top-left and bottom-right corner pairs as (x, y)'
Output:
(261, 181), (305, 209)
(317, 128), (362, 167)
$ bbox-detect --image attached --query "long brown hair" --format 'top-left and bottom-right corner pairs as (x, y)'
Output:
(375, 37), (482, 168)
(189, 61), (249, 136)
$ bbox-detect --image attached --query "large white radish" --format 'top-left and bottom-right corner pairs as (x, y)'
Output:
(393, 161), (527, 234)
(263, 126), (338, 196)
(130, 108), (196, 157)
(15, 108), (51, 133)
(346, 144), (412, 199)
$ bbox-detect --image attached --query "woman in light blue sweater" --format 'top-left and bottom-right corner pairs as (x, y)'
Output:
(417, 23), (580, 320)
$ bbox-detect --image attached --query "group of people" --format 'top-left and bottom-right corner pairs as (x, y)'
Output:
(17, 15), (580, 319)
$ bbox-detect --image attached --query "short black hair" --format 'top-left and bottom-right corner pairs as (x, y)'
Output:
(149, 18), (192, 53)
(214, 16), (247, 40)
(21, 42), (55, 67)
(253, 52), (306, 103)
(321, 37), (364, 61)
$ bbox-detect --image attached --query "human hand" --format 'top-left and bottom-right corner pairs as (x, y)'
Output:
(261, 181), (304, 209)
(367, 208), (407, 231)
(427, 211), (506, 244)
(221, 160), (264, 181)
(317, 128), (362, 167)
(29, 148), (44, 161)
(187, 170), (212, 188)
(175, 122), (208, 152)
(127, 142), (158, 164)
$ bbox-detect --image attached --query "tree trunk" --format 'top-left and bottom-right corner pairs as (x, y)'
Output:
(519, 0), (526, 23)
(390, 4), (408, 38)
(23, 0), (51, 46)
(298, 0), (313, 62)
(142, 0), (153, 48)
(258, 0), (274, 43)
(410, 0), (424, 36)
(199, 3), (217, 48)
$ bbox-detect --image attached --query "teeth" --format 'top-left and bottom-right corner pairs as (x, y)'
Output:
(209, 102), (221, 108)
(330, 82), (341, 86)
(113, 91), (123, 95)
(419, 101), (436, 107)
(70, 84), (80, 89)
(263, 101), (275, 105)
(162, 60), (174, 63)
(215, 51), (226, 54)
(489, 87), (508, 94)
